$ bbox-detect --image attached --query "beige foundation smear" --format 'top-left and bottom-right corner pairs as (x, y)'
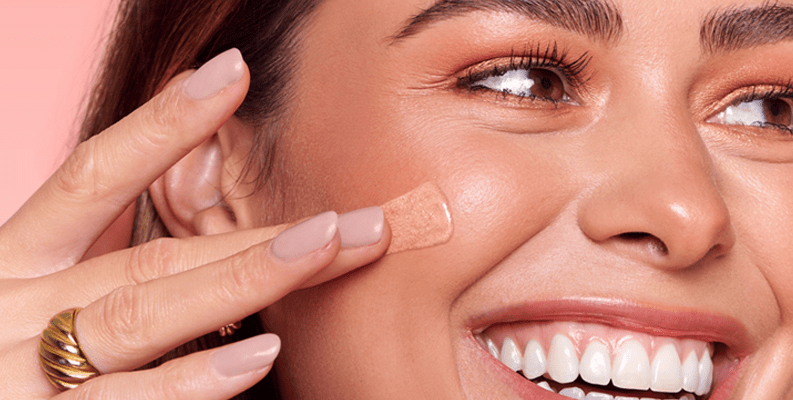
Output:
(381, 182), (453, 254)
(264, 182), (453, 252)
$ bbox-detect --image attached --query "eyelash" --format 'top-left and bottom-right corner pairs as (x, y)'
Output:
(728, 81), (793, 135)
(456, 42), (592, 104)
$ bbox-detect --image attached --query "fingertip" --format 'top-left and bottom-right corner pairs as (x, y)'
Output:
(338, 206), (386, 248)
(296, 207), (392, 289)
(270, 211), (339, 261)
(184, 48), (246, 100)
(212, 333), (281, 377)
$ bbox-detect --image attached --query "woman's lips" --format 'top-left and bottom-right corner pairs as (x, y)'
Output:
(464, 298), (753, 400)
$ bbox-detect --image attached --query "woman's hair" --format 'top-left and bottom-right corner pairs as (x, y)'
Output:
(79, 0), (321, 397)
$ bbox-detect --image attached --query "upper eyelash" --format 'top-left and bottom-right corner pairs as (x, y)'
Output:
(731, 80), (793, 104)
(456, 42), (593, 93)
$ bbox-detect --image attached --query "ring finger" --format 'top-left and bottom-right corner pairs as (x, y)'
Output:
(52, 334), (281, 400)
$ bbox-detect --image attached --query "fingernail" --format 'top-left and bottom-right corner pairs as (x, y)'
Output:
(271, 211), (338, 260)
(212, 333), (281, 377)
(338, 206), (384, 248)
(184, 48), (244, 100)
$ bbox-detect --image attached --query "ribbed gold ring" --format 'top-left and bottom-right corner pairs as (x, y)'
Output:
(39, 308), (100, 391)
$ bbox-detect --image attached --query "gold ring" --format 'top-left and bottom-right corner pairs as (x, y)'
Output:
(39, 308), (100, 391)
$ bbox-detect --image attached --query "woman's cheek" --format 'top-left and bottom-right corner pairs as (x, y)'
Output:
(421, 134), (577, 287)
(720, 157), (793, 317)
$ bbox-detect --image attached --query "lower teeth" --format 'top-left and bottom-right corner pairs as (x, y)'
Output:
(531, 378), (698, 400)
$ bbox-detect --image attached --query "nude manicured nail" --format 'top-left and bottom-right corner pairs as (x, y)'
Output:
(184, 48), (244, 100)
(338, 206), (385, 248)
(212, 334), (281, 377)
(271, 211), (338, 260)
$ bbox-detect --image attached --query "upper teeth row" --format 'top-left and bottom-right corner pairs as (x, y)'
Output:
(488, 334), (713, 396)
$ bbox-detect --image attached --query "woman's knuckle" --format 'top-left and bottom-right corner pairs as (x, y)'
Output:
(99, 285), (151, 346)
(142, 86), (187, 139)
(126, 238), (180, 284)
(53, 139), (102, 199)
(154, 360), (198, 399)
(71, 378), (110, 400)
(223, 246), (272, 299)
(65, 366), (194, 400)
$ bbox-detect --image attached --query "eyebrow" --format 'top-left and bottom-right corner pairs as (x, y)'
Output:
(700, 2), (793, 54)
(391, 0), (623, 45)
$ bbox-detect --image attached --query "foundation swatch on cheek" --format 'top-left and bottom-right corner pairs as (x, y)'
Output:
(381, 182), (453, 254)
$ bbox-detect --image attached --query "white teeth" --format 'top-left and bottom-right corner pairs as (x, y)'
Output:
(522, 339), (547, 379)
(548, 334), (580, 384)
(585, 393), (614, 400)
(650, 344), (683, 393)
(486, 337), (500, 359)
(500, 338), (522, 371)
(580, 341), (611, 386)
(695, 349), (713, 396)
(537, 381), (555, 392)
(612, 340), (651, 391)
(681, 351), (700, 393)
(482, 331), (714, 398)
(559, 386), (585, 399)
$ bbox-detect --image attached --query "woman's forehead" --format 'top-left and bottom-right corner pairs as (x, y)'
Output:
(312, 0), (793, 40)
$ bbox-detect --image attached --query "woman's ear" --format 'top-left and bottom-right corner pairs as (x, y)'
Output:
(149, 117), (255, 237)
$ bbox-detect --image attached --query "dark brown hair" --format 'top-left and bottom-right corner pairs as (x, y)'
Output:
(79, 0), (320, 398)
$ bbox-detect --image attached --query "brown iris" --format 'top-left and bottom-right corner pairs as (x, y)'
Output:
(528, 69), (566, 101)
(764, 98), (792, 127)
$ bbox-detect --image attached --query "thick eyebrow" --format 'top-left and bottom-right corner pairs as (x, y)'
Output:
(701, 2), (793, 54)
(391, 0), (623, 45)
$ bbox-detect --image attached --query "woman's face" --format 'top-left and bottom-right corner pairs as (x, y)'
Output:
(243, 0), (793, 398)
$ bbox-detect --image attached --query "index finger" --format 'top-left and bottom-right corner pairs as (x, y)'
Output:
(42, 210), (389, 316)
(0, 49), (249, 277)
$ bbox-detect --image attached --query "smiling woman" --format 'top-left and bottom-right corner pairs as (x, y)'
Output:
(2, 0), (793, 399)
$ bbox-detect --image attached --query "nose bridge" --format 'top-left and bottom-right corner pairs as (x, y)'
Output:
(578, 90), (735, 269)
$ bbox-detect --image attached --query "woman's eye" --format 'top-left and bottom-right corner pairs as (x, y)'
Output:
(471, 68), (569, 102)
(709, 97), (793, 131)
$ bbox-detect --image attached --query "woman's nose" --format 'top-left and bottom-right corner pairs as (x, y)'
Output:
(576, 107), (735, 271)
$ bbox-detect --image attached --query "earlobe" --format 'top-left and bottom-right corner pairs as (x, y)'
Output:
(149, 135), (237, 237)
(193, 204), (237, 236)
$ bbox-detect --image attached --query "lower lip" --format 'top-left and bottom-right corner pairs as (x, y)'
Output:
(469, 334), (746, 400)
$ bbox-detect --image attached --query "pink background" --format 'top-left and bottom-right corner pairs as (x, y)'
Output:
(0, 1), (117, 223)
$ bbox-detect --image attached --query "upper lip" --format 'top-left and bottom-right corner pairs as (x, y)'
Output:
(465, 296), (755, 358)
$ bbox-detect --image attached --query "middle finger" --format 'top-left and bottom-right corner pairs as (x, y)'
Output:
(2, 223), (288, 344)
(74, 210), (388, 373)
(6, 206), (389, 345)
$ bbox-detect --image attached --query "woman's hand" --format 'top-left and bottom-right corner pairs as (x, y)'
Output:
(0, 49), (390, 400)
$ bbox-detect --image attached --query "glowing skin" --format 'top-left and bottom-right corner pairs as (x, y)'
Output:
(207, 0), (793, 398)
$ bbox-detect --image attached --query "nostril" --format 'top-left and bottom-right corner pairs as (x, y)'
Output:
(619, 232), (649, 241)
(617, 232), (669, 256)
